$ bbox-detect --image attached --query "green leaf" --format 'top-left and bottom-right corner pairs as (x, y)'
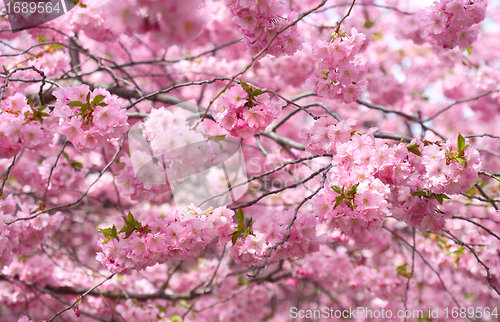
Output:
(457, 156), (467, 168)
(334, 196), (342, 209)
(97, 102), (108, 107)
(331, 185), (342, 194)
(240, 81), (250, 94)
(236, 208), (245, 229)
(457, 133), (466, 152)
(99, 225), (119, 244)
(62, 152), (69, 160)
(347, 183), (359, 196)
(464, 46), (472, 55)
(208, 135), (226, 142)
(27, 99), (34, 109)
(99, 227), (113, 236)
(453, 247), (465, 255)
(37, 35), (48, 43)
(247, 217), (253, 229)
(169, 315), (183, 322)
(68, 101), (85, 107)
(396, 263), (410, 278)
(434, 194), (444, 205)
(406, 142), (422, 156)
(156, 304), (167, 314)
(412, 190), (427, 197)
(231, 230), (242, 245)
(252, 89), (266, 97)
(363, 20), (374, 29)
(86, 91), (91, 104)
(91, 95), (106, 106)
(70, 161), (83, 169)
(38, 105), (47, 112)
(111, 225), (119, 241)
(237, 276), (250, 286)
(50, 44), (64, 51)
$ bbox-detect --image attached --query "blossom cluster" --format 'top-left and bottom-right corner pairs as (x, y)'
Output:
(53, 85), (129, 153)
(117, 106), (217, 201)
(96, 206), (235, 274)
(225, 0), (304, 57)
(116, 153), (172, 202)
(422, 0), (487, 49)
(307, 28), (367, 104)
(66, 0), (205, 45)
(213, 84), (285, 138)
(293, 246), (403, 297)
(0, 196), (62, 268)
(298, 117), (355, 155)
(38, 153), (87, 196)
(230, 211), (325, 265)
(305, 119), (481, 234)
(0, 93), (53, 159)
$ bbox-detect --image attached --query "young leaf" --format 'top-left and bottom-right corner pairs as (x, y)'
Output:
(231, 230), (242, 245)
(91, 95), (106, 106)
(50, 44), (65, 51)
(347, 183), (359, 196)
(252, 89), (266, 97)
(246, 217), (253, 229)
(111, 225), (119, 241)
(331, 185), (342, 194)
(68, 101), (85, 107)
(208, 135), (226, 142)
(334, 196), (342, 209)
(37, 35), (48, 43)
(396, 263), (410, 278)
(457, 157), (467, 168)
(240, 81), (250, 94)
(236, 208), (245, 229)
(156, 305), (167, 314)
(457, 133), (466, 152)
(70, 161), (83, 170)
(406, 142), (422, 156)
(412, 190), (427, 197)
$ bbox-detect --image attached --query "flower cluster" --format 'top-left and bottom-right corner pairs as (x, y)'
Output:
(116, 153), (172, 202)
(0, 196), (62, 267)
(96, 206), (235, 274)
(225, 0), (304, 57)
(422, 0), (487, 49)
(298, 117), (356, 155)
(307, 28), (367, 104)
(213, 84), (285, 138)
(391, 136), (481, 231)
(230, 211), (325, 265)
(67, 0), (205, 45)
(117, 106), (218, 202)
(0, 93), (53, 159)
(53, 85), (129, 153)
(38, 154), (87, 195)
(305, 119), (481, 234)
